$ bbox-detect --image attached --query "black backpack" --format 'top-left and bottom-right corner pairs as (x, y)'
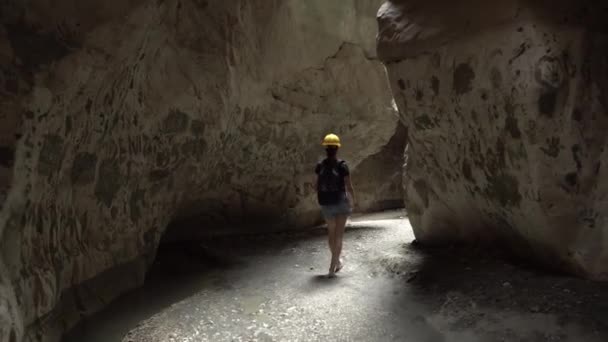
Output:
(317, 159), (346, 205)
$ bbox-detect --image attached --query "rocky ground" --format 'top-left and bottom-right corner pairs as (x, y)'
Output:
(64, 210), (608, 342)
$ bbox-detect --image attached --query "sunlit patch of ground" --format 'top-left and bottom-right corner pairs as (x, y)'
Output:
(65, 210), (608, 342)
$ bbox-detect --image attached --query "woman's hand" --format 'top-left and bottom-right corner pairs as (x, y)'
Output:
(344, 175), (356, 211)
(347, 194), (356, 211)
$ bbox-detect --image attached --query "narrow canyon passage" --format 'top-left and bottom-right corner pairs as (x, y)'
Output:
(2, 0), (608, 340)
(64, 211), (608, 342)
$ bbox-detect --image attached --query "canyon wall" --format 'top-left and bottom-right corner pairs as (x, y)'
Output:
(0, 0), (402, 340)
(378, 0), (608, 278)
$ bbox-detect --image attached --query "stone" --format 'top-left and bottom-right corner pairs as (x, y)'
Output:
(0, 146), (14, 168)
(377, 0), (608, 279)
(162, 109), (190, 135)
(37, 135), (64, 177)
(94, 159), (122, 208)
(70, 152), (97, 186)
(0, 0), (403, 340)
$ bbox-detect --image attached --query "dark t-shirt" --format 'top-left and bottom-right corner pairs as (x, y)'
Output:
(315, 158), (350, 205)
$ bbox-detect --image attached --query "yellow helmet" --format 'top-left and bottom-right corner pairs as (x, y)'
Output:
(322, 133), (341, 147)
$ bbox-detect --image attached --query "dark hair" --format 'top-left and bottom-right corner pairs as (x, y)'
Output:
(325, 146), (338, 158)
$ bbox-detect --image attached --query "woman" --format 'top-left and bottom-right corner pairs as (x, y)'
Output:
(315, 133), (355, 276)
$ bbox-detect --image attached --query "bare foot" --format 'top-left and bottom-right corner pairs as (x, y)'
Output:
(328, 262), (336, 277)
(335, 259), (344, 273)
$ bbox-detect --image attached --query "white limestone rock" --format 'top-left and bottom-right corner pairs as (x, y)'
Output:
(0, 0), (401, 340)
(377, 0), (608, 279)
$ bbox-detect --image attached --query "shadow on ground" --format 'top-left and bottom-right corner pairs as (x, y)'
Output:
(65, 211), (608, 342)
(380, 241), (608, 340)
(63, 220), (389, 342)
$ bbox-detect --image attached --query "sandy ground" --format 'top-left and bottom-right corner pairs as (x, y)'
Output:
(64, 210), (608, 342)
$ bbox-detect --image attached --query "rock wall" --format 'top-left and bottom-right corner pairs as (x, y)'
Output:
(354, 123), (407, 213)
(0, 0), (402, 340)
(378, 0), (608, 278)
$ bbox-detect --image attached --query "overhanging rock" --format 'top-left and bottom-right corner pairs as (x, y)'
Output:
(377, 0), (608, 279)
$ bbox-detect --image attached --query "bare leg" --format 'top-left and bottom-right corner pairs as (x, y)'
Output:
(334, 215), (348, 273)
(326, 218), (337, 275)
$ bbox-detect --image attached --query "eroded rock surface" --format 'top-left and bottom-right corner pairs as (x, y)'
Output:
(0, 0), (402, 340)
(378, 0), (608, 278)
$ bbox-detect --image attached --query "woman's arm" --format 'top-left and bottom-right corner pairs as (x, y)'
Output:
(314, 163), (320, 192)
(344, 175), (355, 207)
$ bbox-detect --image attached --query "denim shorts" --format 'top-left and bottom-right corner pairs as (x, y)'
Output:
(320, 199), (352, 219)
